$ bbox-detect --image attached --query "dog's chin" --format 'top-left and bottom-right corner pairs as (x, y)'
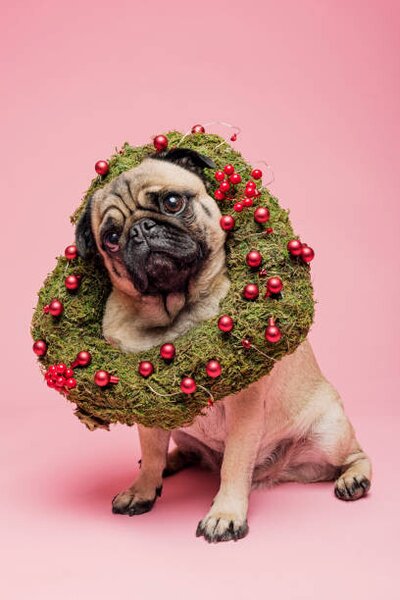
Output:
(130, 252), (198, 296)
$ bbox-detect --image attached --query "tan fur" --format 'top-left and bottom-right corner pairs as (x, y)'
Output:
(85, 158), (372, 542)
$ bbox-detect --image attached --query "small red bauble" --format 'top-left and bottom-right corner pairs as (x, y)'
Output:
(301, 246), (315, 263)
(33, 340), (47, 357)
(251, 169), (262, 180)
(243, 283), (259, 300)
(241, 338), (252, 349)
(64, 367), (74, 378)
(246, 250), (263, 269)
(95, 160), (109, 176)
(48, 299), (64, 317)
(65, 274), (80, 291)
(230, 133), (237, 142)
(266, 276), (283, 294)
(47, 379), (56, 388)
(56, 363), (67, 374)
(265, 318), (282, 343)
(205, 360), (222, 378)
(94, 370), (119, 387)
(245, 187), (256, 198)
(254, 207), (270, 223)
(229, 173), (242, 185)
(214, 189), (225, 201)
(215, 170), (225, 182)
(220, 215), (235, 231)
(287, 239), (303, 256)
(224, 164), (234, 175)
(265, 227), (274, 234)
(71, 350), (92, 368)
(243, 197), (254, 208)
(234, 202), (244, 212)
(191, 124), (205, 134)
(180, 377), (197, 394)
(64, 244), (78, 260)
(219, 181), (230, 193)
(56, 376), (66, 387)
(65, 377), (77, 389)
(138, 361), (154, 378)
(245, 182), (256, 190)
(160, 343), (176, 361)
(218, 315), (234, 332)
(153, 135), (168, 151)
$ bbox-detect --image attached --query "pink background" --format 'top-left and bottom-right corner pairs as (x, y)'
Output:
(1, 0), (399, 597)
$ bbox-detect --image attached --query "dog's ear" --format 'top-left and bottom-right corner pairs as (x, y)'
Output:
(75, 197), (95, 259)
(152, 148), (216, 177)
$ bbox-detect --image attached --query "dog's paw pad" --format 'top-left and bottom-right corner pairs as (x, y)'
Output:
(334, 475), (370, 501)
(196, 513), (249, 543)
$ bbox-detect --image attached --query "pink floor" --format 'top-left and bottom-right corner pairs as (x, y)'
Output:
(2, 0), (399, 598)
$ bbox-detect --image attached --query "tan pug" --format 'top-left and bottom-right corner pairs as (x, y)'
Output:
(76, 148), (372, 543)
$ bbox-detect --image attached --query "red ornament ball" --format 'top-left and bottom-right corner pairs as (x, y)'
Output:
(214, 189), (225, 201)
(219, 181), (230, 193)
(245, 186), (256, 198)
(180, 377), (197, 394)
(246, 250), (263, 269)
(266, 276), (283, 294)
(95, 160), (109, 176)
(64, 367), (74, 378)
(246, 181), (256, 189)
(234, 202), (244, 212)
(191, 124), (205, 134)
(71, 350), (92, 368)
(243, 283), (259, 300)
(33, 340), (47, 357)
(48, 299), (63, 317)
(138, 361), (154, 378)
(215, 170), (225, 182)
(220, 215), (235, 231)
(241, 338), (252, 349)
(153, 135), (168, 151)
(218, 314), (234, 332)
(243, 197), (254, 208)
(56, 363), (67, 374)
(301, 246), (315, 263)
(64, 244), (78, 260)
(205, 359), (222, 378)
(229, 173), (242, 185)
(65, 274), (80, 291)
(287, 239), (303, 256)
(265, 319), (282, 343)
(254, 207), (270, 223)
(65, 377), (77, 389)
(251, 169), (262, 180)
(94, 370), (119, 387)
(224, 164), (234, 175)
(160, 343), (175, 361)
(56, 376), (66, 387)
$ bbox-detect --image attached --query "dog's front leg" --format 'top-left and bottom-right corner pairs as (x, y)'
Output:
(112, 425), (170, 516)
(196, 388), (264, 543)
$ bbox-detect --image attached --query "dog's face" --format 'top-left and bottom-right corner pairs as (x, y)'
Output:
(76, 149), (226, 300)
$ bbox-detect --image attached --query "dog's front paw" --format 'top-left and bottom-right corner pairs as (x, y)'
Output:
(334, 474), (370, 501)
(112, 483), (162, 516)
(196, 512), (249, 543)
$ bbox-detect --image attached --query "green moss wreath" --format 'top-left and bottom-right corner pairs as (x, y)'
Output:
(31, 131), (315, 431)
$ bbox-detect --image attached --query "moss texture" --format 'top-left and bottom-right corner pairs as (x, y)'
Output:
(31, 131), (315, 431)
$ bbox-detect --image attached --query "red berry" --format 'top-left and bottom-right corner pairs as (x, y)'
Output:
(259, 268), (268, 278)
(245, 187), (256, 198)
(64, 245), (78, 260)
(219, 181), (230, 193)
(254, 207), (270, 223)
(56, 376), (66, 387)
(220, 215), (235, 231)
(243, 283), (259, 300)
(48, 299), (63, 317)
(230, 133), (237, 141)
(160, 343), (175, 361)
(243, 197), (254, 208)
(287, 239), (303, 256)
(234, 202), (244, 212)
(218, 315), (234, 332)
(191, 124), (205, 134)
(205, 360), (222, 378)
(229, 173), (242, 185)
(215, 170), (225, 182)
(65, 274), (80, 291)
(153, 135), (168, 151)
(138, 361), (154, 378)
(301, 246), (315, 263)
(246, 181), (256, 189)
(33, 340), (47, 357)
(246, 250), (263, 269)
(180, 377), (197, 394)
(47, 379), (56, 388)
(224, 164), (234, 175)
(241, 338), (252, 349)
(95, 160), (109, 176)
(65, 377), (77, 389)
(267, 276), (283, 294)
(214, 189), (225, 201)
(251, 169), (262, 180)
(56, 363), (67, 374)
(64, 368), (74, 378)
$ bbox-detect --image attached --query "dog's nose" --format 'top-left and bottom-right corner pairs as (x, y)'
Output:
(130, 218), (157, 242)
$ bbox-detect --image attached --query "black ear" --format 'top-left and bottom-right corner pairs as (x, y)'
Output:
(75, 197), (95, 259)
(152, 148), (216, 178)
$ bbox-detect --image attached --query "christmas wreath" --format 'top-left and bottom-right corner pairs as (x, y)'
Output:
(31, 128), (315, 431)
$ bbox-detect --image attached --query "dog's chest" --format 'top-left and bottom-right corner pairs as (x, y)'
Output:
(180, 400), (227, 452)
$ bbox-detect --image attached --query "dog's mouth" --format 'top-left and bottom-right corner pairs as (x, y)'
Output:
(123, 221), (206, 295)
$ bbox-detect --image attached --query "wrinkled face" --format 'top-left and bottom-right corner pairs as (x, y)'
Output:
(77, 156), (226, 299)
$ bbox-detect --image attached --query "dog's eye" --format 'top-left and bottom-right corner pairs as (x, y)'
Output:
(161, 193), (186, 215)
(104, 231), (121, 252)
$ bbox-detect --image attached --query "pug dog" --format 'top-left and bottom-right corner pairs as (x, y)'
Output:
(76, 148), (372, 543)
